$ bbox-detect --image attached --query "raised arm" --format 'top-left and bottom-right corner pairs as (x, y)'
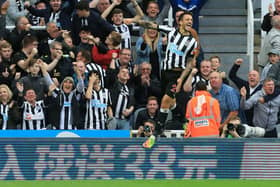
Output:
(126, 0), (144, 23)
(17, 48), (38, 70)
(135, 20), (158, 30)
(85, 73), (98, 100)
(101, 0), (122, 19)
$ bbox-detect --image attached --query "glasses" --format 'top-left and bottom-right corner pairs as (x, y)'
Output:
(120, 53), (131, 56)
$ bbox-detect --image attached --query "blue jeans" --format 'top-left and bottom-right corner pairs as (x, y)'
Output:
(108, 118), (130, 130)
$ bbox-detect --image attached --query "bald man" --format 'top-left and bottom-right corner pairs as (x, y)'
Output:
(209, 71), (240, 129)
(229, 58), (262, 125)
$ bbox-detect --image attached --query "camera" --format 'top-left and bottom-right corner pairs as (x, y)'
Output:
(144, 125), (151, 133)
(227, 123), (236, 131)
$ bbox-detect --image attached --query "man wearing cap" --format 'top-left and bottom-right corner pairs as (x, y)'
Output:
(260, 49), (280, 84)
(268, 49), (280, 88)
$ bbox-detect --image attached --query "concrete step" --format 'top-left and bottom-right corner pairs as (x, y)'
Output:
(203, 0), (246, 9)
(200, 9), (247, 16)
(202, 45), (247, 53)
(199, 26), (247, 34)
(200, 16), (247, 27)
(200, 34), (247, 46)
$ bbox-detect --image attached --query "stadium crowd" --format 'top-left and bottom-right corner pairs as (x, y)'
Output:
(0, 0), (280, 139)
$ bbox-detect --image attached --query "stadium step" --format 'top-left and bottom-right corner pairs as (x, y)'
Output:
(199, 0), (248, 80)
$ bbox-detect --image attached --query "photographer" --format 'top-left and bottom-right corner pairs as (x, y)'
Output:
(220, 116), (243, 138)
(220, 116), (275, 138)
(137, 119), (157, 137)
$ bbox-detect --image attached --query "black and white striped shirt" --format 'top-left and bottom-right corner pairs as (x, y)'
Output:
(190, 74), (211, 96)
(114, 59), (133, 75)
(114, 84), (129, 119)
(52, 88), (81, 130)
(159, 25), (198, 70)
(114, 24), (131, 49)
(21, 101), (46, 130)
(0, 104), (9, 130)
(85, 88), (112, 130)
(86, 62), (106, 88)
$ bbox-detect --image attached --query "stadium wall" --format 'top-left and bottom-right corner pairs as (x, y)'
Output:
(0, 138), (279, 180)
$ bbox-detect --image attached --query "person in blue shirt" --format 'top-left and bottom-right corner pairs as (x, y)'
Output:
(209, 71), (239, 130)
(170, 0), (207, 32)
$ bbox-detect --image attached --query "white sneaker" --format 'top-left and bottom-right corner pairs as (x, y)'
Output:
(242, 124), (265, 137)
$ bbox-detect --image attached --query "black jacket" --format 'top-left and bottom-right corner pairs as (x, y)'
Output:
(71, 10), (114, 45)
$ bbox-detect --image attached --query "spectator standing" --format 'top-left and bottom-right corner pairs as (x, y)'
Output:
(0, 41), (14, 87)
(261, 0), (280, 33)
(7, 16), (34, 53)
(41, 61), (85, 130)
(170, 0), (207, 32)
(28, 0), (46, 26)
(258, 15), (280, 71)
(260, 49), (280, 84)
(0, 0), (9, 39)
(71, 0), (114, 45)
(183, 59), (212, 93)
(0, 84), (21, 129)
(6, 0), (28, 26)
(185, 81), (220, 138)
(40, 41), (74, 83)
(15, 58), (49, 100)
(24, 0), (74, 30)
(209, 55), (229, 84)
(76, 49), (106, 88)
(16, 86), (48, 130)
(101, 0), (144, 49)
(134, 62), (161, 108)
(11, 35), (39, 78)
(91, 31), (121, 70)
(84, 71), (113, 130)
(136, 28), (166, 80)
(229, 58), (262, 125)
(209, 71), (239, 129)
(108, 67), (135, 130)
(267, 50), (280, 88)
(240, 78), (280, 131)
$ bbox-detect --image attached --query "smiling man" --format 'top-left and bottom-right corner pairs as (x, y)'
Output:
(136, 11), (199, 128)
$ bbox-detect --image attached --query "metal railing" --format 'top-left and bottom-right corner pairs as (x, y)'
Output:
(130, 130), (185, 138)
(5, 25), (46, 30)
(247, 0), (254, 71)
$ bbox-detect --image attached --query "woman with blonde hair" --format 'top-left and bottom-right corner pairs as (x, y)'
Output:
(0, 84), (21, 129)
(136, 28), (166, 80)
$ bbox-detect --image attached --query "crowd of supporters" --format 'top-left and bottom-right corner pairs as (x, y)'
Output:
(0, 0), (279, 138)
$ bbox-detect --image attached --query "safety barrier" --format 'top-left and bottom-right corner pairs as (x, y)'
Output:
(0, 138), (280, 180)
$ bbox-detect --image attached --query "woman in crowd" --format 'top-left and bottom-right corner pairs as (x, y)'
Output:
(0, 84), (21, 129)
(136, 28), (166, 80)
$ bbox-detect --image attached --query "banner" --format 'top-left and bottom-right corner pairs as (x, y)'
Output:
(0, 130), (130, 138)
(0, 138), (280, 180)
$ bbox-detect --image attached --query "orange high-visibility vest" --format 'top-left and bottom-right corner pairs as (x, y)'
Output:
(185, 90), (221, 138)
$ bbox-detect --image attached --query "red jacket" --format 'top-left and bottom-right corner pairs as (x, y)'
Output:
(92, 45), (120, 70)
(185, 90), (221, 138)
